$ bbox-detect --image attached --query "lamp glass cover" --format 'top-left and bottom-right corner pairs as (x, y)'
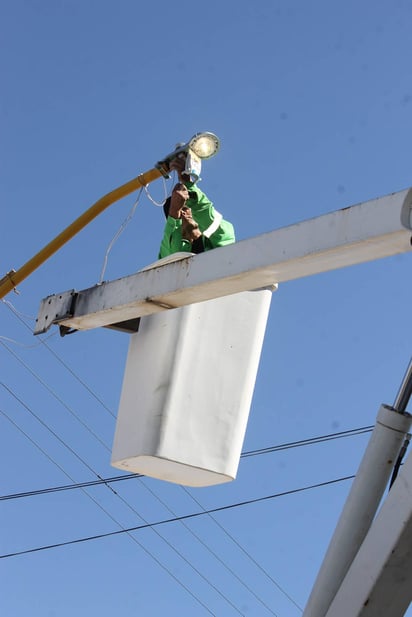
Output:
(189, 132), (220, 159)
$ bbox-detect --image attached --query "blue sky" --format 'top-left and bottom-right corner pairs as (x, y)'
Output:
(1, 1), (412, 615)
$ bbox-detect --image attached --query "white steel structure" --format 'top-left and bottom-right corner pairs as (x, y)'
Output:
(35, 187), (412, 334)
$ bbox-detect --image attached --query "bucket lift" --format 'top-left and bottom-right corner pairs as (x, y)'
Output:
(32, 186), (412, 490)
(111, 260), (274, 486)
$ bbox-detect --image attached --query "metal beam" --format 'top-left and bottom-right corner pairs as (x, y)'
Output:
(324, 449), (412, 617)
(35, 187), (412, 334)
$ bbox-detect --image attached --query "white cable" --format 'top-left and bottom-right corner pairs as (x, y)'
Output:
(1, 298), (36, 321)
(1, 299), (56, 347)
(98, 188), (143, 284)
(143, 174), (170, 207)
(0, 333), (56, 348)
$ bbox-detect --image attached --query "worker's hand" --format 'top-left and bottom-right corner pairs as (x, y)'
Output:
(168, 183), (189, 218)
(169, 156), (189, 183)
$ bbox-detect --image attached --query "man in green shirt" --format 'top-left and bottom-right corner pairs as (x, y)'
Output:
(158, 158), (235, 259)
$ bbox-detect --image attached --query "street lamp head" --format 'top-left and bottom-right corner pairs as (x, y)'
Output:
(156, 131), (221, 178)
(188, 132), (220, 159)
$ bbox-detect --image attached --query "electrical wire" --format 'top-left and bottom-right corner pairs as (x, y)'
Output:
(2, 300), (115, 418)
(1, 298), (37, 321)
(181, 485), (304, 613)
(0, 406), (87, 483)
(0, 426), (372, 502)
(0, 193), (398, 610)
(1, 341), (111, 452)
(0, 388), (363, 613)
(1, 328), (282, 614)
(241, 426), (373, 458)
(0, 385), (226, 615)
(98, 187), (143, 284)
(0, 475), (354, 560)
(139, 476), (279, 616)
(0, 413), (366, 614)
(1, 385), (273, 617)
(0, 396), (275, 617)
(0, 331), (57, 348)
(0, 317), (312, 613)
(1, 350), (366, 616)
(143, 174), (170, 207)
(1, 366), (365, 614)
(0, 298), (371, 615)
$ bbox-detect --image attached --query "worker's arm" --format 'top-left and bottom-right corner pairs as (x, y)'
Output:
(158, 217), (192, 258)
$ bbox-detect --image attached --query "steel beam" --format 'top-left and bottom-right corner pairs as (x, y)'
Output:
(35, 187), (412, 334)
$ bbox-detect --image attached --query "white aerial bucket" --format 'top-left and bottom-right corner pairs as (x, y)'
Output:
(111, 286), (273, 487)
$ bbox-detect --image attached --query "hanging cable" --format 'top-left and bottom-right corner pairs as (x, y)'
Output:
(3, 300), (116, 418)
(98, 187), (143, 283)
(1, 298), (37, 321)
(0, 388), (361, 613)
(0, 475), (354, 560)
(0, 414), (272, 617)
(181, 485), (304, 613)
(0, 385), (250, 615)
(242, 426), (373, 458)
(1, 299), (57, 348)
(1, 300), (308, 614)
(1, 342), (110, 452)
(1, 297), (372, 615)
(0, 425), (372, 502)
(143, 174), (170, 207)
(0, 382), (276, 617)
(98, 172), (172, 283)
(139, 476), (279, 616)
(0, 386), (226, 615)
(0, 312), (286, 612)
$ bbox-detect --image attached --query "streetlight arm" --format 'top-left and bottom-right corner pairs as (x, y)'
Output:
(0, 166), (165, 299)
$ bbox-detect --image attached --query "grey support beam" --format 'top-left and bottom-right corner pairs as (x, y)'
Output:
(35, 187), (412, 334)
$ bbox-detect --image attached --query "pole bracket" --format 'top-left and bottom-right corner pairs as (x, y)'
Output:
(34, 290), (78, 335)
(0, 270), (18, 294)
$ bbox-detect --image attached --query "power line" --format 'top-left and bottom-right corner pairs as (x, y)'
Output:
(139, 476), (279, 616)
(0, 425), (371, 502)
(0, 475), (354, 560)
(2, 299), (115, 417)
(4, 278), (275, 614)
(0, 386), (225, 615)
(181, 485), (304, 613)
(241, 426), (373, 457)
(0, 415), (276, 617)
(0, 341), (111, 451)
(0, 387), (256, 616)
(0, 410), (364, 613)
(1, 325), (369, 615)
(1, 331), (284, 616)
(1, 301), (371, 614)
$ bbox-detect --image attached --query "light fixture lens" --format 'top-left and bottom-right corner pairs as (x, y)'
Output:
(189, 132), (220, 159)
